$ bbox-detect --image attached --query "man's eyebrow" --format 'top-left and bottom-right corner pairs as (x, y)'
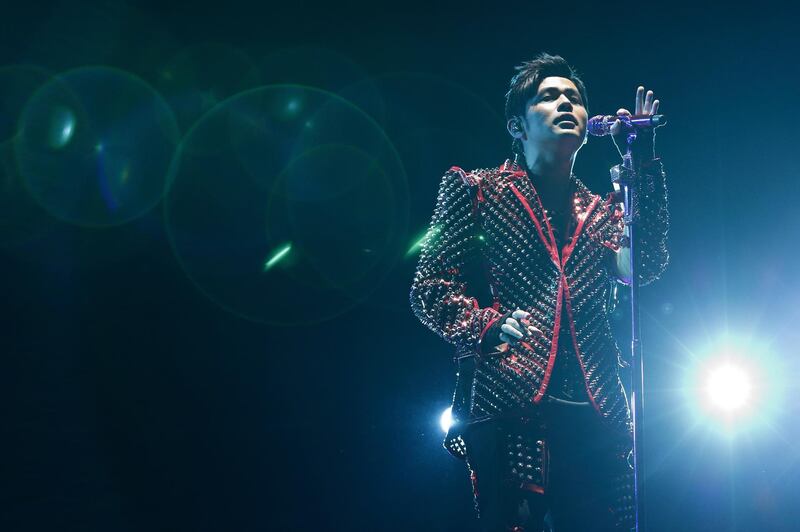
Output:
(540, 87), (580, 96)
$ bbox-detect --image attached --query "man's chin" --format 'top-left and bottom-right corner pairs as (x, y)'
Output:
(553, 131), (583, 145)
(548, 134), (584, 156)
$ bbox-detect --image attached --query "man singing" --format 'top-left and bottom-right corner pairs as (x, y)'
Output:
(410, 53), (669, 531)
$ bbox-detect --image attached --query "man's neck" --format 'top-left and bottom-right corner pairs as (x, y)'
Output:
(525, 150), (575, 211)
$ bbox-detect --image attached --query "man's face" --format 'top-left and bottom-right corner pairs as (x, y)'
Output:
(520, 76), (588, 152)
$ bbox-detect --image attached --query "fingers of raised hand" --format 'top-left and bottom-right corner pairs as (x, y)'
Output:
(637, 86), (659, 116)
(651, 99), (660, 115)
(644, 89), (655, 115)
(636, 86), (645, 115)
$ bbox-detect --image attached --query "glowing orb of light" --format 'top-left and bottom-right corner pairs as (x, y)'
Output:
(705, 363), (752, 412)
(14, 66), (178, 227)
(440, 406), (454, 434)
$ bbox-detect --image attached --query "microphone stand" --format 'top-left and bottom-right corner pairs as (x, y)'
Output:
(611, 130), (646, 532)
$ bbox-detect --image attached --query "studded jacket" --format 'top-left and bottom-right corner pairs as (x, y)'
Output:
(410, 159), (668, 455)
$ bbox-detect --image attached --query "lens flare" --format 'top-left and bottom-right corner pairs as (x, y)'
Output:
(14, 66), (178, 227)
(164, 85), (408, 325)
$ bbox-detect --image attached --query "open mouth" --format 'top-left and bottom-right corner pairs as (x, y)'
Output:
(554, 114), (577, 125)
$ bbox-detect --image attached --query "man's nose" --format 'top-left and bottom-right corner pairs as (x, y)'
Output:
(556, 95), (573, 110)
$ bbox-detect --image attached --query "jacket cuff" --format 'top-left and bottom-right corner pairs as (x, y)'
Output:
(476, 309), (509, 355)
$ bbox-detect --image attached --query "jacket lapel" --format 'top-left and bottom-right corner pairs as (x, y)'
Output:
(505, 170), (601, 270)
(561, 183), (600, 267)
(508, 181), (560, 267)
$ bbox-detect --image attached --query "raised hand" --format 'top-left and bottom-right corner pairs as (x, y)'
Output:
(610, 86), (660, 159)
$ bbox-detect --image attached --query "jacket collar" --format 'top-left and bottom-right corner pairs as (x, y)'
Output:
(499, 158), (527, 178)
(499, 160), (601, 268)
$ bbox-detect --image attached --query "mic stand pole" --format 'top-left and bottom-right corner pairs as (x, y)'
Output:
(611, 131), (646, 532)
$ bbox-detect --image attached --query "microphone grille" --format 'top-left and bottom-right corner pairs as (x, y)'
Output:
(587, 115), (613, 137)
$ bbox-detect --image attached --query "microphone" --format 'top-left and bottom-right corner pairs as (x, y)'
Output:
(587, 114), (667, 136)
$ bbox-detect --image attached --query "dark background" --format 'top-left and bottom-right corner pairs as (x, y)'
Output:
(2, 1), (799, 530)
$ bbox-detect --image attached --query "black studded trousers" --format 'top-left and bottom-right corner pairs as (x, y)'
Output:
(463, 400), (634, 532)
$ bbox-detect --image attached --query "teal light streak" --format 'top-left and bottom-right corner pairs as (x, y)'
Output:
(264, 243), (292, 271)
(406, 225), (440, 257)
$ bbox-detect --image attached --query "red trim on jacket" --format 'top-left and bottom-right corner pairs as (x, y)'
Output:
(562, 276), (603, 414)
(534, 270), (563, 404)
(511, 177), (607, 405)
(561, 195), (603, 412)
(479, 315), (500, 342)
(561, 195), (600, 266)
(533, 189), (560, 260)
(508, 184), (559, 267)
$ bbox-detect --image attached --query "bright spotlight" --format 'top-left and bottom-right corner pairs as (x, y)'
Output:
(681, 334), (787, 438)
(440, 406), (453, 433)
(705, 363), (752, 412)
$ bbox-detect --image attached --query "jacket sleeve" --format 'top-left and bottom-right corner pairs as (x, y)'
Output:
(409, 166), (502, 352)
(610, 158), (670, 286)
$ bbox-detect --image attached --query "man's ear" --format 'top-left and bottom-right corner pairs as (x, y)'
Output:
(507, 118), (525, 140)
